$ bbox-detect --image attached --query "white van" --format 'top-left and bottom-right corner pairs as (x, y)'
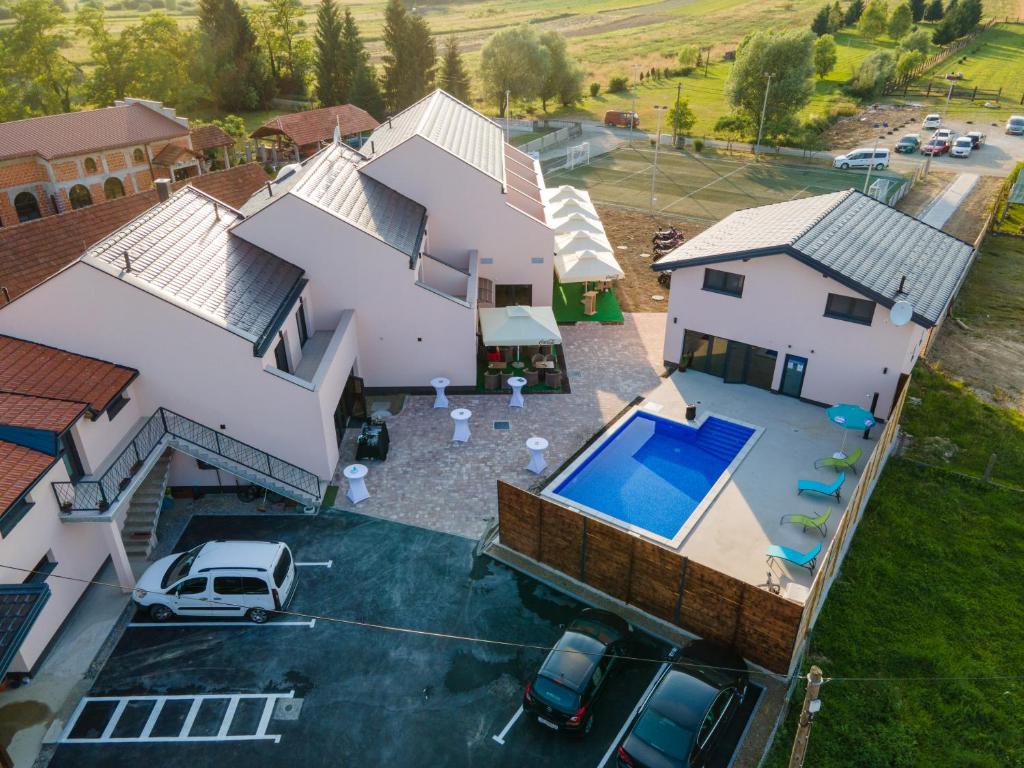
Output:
(922, 114), (942, 129)
(833, 148), (890, 170)
(133, 540), (296, 623)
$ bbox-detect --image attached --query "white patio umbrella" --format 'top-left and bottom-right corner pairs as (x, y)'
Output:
(479, 305), (562, 360)
(549, 198), (598, 222)
(554, 249), (624, 284)
(553, 213), (605, 237)
(542, 185), (589, 204)
(555, 231), (613, 259)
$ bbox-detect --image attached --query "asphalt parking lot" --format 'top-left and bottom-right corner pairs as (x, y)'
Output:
(887, 118), (1023, 176)
(50, 511), (761, 767)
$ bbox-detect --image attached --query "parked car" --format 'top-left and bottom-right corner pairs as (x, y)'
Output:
(523, 608), (631, 735)
(615, 641), (750, 768)
(605, 110), (640, 128)
(921, 138), (950, 156)
(894, 134), (920, 153)
(1006, 115), (1024, 135)
(133, 540), (297, 623)
(966, 130), (986, 148)
(832, 147), (890, 170)
(922, 114), (942, 130)
(950, 136), (974, 158)
(933, 128), (954, 142)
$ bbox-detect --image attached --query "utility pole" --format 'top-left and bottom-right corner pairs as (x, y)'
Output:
(504, 90), (511, 142)
(704, 46), (711, 78)
(755, 73), (773, 159)
(787, 666), (824, 768)
(862, 122), (888, 195)
(672, 82), (682, 146)
(650, 105), (668, 214)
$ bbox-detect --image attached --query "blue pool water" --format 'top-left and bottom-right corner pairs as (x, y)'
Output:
(553, 413), (755, 540)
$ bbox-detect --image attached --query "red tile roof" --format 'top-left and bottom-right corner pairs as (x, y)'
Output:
(152, 143), (197, 166)
(0, 335), (137, 414)
(0, 440), (57, 514)
(190, 124), (235, 152)
(0, 392), (85, 432)
(250, 105), (379, 148)
(0, 103), (189, 162)
(0, 163), (269, 302)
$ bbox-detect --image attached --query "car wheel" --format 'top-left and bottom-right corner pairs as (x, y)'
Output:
(247, 607), (270, 624)
(875, 163), (885, 170)
(149, 604), (173, 622)
(840, 162), (849, 169)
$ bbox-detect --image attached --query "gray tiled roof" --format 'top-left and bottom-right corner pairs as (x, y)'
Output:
(82, 188), (304, 344)
(291, 143), (426, 257)
(653, 189), (974, 327)
(364, 90), (505, 182)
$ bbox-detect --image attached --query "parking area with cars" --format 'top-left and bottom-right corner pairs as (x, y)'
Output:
(49, 511), (762, 768)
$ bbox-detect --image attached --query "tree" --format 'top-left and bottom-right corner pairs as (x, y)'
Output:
(381, 0), (436, 112)
(923, 0), (944, 20)
(932, 7), (964, 42)
(3, 0), (80, 114)
(811, 3), (831, 35)
(479, 25), (546, 115)
(538, 31), (583, 110)
(340, 8), (383, 116)
(77, 4), (138, 104)
(314, 0), (345, 105)
(844, 0), (866, 24)
(713, 113), (753, 145)
(130, 14), (200, 108)
(828, 1), (844, 31)
(957, 0), (982, 32)
(896, 48), (924, 80)
(667, 98), (696, 138)
(677, 43), (700, 68)
(888, 3), (913, 38)
(900, 27), (931, 54)
(813, 34), (838, 78)
(438, 34), (471, 102)
(850, 49), (895, 95)
(909, 0), (926, 20)
(725, 29), (815, 144)
(196, 0), (272, 110)
(859, 0), (890, 38)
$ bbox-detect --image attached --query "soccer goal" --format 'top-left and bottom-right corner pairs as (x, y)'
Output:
(566, 142), (590, 170)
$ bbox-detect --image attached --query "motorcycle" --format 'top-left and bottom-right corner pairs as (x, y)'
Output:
(653, 226), (680, 239)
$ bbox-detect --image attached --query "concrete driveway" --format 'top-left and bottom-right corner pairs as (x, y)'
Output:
(887, 117), (1022, 176)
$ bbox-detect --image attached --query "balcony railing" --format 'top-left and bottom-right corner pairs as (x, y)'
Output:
(52, 408), (322, 514)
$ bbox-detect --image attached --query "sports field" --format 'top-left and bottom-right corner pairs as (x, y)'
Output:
(545, 145), (908, 222)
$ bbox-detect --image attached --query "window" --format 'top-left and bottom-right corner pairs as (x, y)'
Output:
(273, 548), (292, 587)
(296, 300), (309, 347)
(702, 268), (745, 297)
(478, 277), (494, 305)
(103, 177), (126, 200)
(23, 553), (57, 583)
(213, 576), (268, 595)
(14, 191), (41, 223)
(494, 284), (532, 307)
(133, 148), (145, 163)
(59, 432), (85, 483)
(106, 392), (130, 421)
(176, 577), (207, 595)
(68, 184), (93, 209)
(84, 157), (98, 174)
(273, 335), (290, 373)
(824, 292), (875, 325)
(241, 577), (269, 595)
(0, 495), (36, 537)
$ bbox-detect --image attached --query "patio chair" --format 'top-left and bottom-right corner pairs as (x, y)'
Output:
(815, 446), (863, 475)
(524, 369), (539, 386)
(484, 371), (500, 391)
(797, 472), (845, 501)
(531, 353), (546, 367)
(779, 507), (832, 537)
(766, 541), (823, 573)
(545, 370), (562, 388)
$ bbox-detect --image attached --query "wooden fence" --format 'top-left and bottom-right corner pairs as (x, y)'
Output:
(884, 19), (997, 96)
(497, 482), (805, 673)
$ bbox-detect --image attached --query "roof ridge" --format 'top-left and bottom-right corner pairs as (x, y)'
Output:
(788, 188), (855, 245)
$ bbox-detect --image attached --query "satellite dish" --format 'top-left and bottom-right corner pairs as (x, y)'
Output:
(275, 163), (300, 181)
(890, 300), (914, 327)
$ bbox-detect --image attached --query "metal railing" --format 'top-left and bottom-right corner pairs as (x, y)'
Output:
(52, 408), (321, 514)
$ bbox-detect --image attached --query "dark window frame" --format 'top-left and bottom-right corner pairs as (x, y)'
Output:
(84, 157), (98, 174)
(296, 300), (309, 348)
(0, 496), (36, 538)
(824, 292), (875, 326)
(14, 191), (42, 223)
(106, 392), (130, 421)
(273, 334), (290, 374)
(702, 268), (745, 298)
(68, 184), (93, 210)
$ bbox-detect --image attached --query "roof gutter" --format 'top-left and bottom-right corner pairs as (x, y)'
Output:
(253, 276), (308, 357)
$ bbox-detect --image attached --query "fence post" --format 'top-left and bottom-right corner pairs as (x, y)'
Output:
(926, 82), (932, 97)
(972, 86), (977, 101)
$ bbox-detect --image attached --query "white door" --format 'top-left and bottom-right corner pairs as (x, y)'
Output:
(168, 576), (215, 616)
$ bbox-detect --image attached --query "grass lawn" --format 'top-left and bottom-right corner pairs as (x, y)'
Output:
(993, 162), (1024, 235)
(552, 278), (624, 323)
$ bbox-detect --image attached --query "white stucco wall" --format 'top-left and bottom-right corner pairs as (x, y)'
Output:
(69, 382), (147, 476)
(662, 254), (926, 418)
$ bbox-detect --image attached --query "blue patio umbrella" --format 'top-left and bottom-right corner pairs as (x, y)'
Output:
(826, 403), (876, 458)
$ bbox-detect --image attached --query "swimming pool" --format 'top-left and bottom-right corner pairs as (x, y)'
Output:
(546, 411), (758, 544)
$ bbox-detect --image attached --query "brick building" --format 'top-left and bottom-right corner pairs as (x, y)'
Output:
(0, 98), (203, 227)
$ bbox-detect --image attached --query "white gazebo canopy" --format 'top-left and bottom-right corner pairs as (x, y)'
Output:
(554, 250), (624, 284)
(542, 185), (589, 204)
(556, 231), (613, 259)
(553, 213), (605, 237)
(549, 199), (598, 222)
(479, 306), (562, 347)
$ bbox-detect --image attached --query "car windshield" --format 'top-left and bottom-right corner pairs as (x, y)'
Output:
(161, 545), (203, 589)
(1011, 119), (1024, 126)
(955, 138), (971, 145)
(533, 675), (580, 713)
(632, 706), (696, 761)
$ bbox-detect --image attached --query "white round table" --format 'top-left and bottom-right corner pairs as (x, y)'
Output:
(431, 377), (450, 409)
(343, 463), (369, 504)
(508, 376), (528, 408)
(526, 436), (548, 474)
(450, 408), (472, 443)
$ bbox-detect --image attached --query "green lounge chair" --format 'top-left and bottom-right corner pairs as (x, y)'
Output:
(815, 447), (863, 475)
(780, 507), (832, 537)
(797, 472), (845, 501)
(766, 541), (823, 573)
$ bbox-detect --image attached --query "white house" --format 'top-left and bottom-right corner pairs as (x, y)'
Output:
(652, 190), (975, 418)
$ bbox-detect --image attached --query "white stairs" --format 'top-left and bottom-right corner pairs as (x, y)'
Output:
(121, 449), (172, 559)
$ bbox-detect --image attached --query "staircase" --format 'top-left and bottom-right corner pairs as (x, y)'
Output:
(121, 449), (172, 559)
(696, 417), (756, 463)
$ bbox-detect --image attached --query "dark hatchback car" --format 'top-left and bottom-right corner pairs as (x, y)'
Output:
(523, 608), (631, 736)
(616, 642), (750, 768)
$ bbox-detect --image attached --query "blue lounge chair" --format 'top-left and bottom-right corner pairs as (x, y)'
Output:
(766, 541), (823, 573)
(797, 472), (845, 501)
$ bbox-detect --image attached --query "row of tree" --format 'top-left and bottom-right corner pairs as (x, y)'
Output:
(479, 25), (585, 115)
(813, 0), (983, 44)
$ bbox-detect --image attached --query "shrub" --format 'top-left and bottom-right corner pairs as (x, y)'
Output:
(608, 76), (629, 93)
(828, 99), (860, 117)
(678, 66), (694, 76)
(589, 82), (600, 97)
(693, 139), (704, 152)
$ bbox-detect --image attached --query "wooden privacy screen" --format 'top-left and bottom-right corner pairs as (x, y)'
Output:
(496, 482), (804, 673)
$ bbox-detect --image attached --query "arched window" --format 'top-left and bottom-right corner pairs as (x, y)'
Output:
(133, 148), (145, 163)
(84, 157), (98, 174)
(14, 191), (41, 223)
(103, 177), (126, 200)
(69, 184), (93, 209)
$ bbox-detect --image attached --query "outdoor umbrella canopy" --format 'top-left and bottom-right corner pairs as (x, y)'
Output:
(542, 185), (589, 204)
(553, 213), (605, 237)
(555, 231), (613, 259)
(479, 306), (562, 348)
(549, 199), (599, 222)
(826, 403), (876, 458)
(554, 249), (624, 284)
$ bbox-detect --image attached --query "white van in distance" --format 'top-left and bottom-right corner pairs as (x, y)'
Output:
(833, 148), (890, 170)
(133, 540), (297, 623)
(922, 114), (942, 129)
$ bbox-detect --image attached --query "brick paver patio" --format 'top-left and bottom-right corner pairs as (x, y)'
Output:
(332, 313), (668, 539)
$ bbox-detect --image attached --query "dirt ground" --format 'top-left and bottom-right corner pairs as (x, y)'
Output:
(597, 205), (708, 313)
(941, 176), (1003, 243)
(896, 171), (956, 217)
(824, 105), (926, 150)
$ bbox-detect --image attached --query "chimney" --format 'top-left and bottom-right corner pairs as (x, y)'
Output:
(370, 141), (375, 154)
(388, 117), (393, 129)
(155, 178), (172, 202)
(1, 287), (10, 305)
(123, 250), (132, 272)
(897, 275), (907, 294)
(266, 181), (273, 197)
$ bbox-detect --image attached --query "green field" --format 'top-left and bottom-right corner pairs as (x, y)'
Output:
(545, 145), (906, 220)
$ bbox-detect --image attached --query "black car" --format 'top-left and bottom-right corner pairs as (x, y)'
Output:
(523, 608), (630, 736)
(616, 641), (750, 768)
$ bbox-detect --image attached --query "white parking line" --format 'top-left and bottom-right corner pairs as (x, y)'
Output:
(491, 706), (523, 745)
(596, 660), (672, 768)
(295, 560), (333, 568)
(128, 619), (316, 628)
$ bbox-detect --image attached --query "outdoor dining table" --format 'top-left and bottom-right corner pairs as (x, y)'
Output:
(508, 376), (527, 408)
(451, 408), (472, 443)
(535, 361), (555, 369)
(431, 377), (450, 409)
(526, 436), (548, 474)
(343, 463), (369, 504)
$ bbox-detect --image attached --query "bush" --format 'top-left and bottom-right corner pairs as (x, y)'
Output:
(149, 0), (164, 7)
(589, 82), (600, 97)
(693, 139), (704, 152)
(828, 99), (860, 117)
(608, 76), (629, 93)
(678, 66), (694, 76)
